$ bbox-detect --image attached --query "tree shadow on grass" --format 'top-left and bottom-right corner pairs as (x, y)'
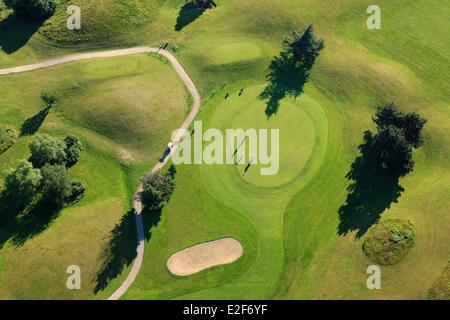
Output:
(259, 55), (310, 118)
(175, 2), (206, 31)
(93, 206), (162, 293)
(20, 106), (50, 136)
(338, 131), (405, 239)
(0, 193), (61, 248)
(0, 13), (43, 54)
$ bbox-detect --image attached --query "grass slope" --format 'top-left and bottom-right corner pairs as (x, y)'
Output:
(0, 54), (188, 299)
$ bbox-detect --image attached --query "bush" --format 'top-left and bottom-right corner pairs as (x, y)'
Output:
(373, 103), (427, 148)
(362, 219), (415, 265)
(5, 0), (58, 20)
(64, 180), (85, 205)
(41, 90), (59, 107)
(0, 126), (17, 154)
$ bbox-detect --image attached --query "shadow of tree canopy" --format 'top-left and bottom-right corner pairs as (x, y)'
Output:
(338, 131), (405, 239)
(260, 26), (324, 118)
(20, 106), (51, 136)
(0, 192), (62, 248)
(93, 205), (162, 293)
(175, 2), (206, 31)
(0, 13), (43, 54)
(259, 54), (309, 117)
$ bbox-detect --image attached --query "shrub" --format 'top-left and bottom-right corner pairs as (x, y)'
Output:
(41, 90), (59, 107)
(40, 163), (69, 206)
(362, 219), (415, 265)
(0, 126), (17, 154)
(64, 180), (85, 205)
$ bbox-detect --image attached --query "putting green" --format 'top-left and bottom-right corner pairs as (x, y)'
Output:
(232, 101), (315, 187)
(205, 85), (325, 188)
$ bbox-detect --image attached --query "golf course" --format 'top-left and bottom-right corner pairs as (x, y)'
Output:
(0, 0), (449, 300)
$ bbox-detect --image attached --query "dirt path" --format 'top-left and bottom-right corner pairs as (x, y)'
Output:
(0, 47), (201, 300)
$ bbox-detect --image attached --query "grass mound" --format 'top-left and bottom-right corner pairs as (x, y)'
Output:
(39, 0), (159, 44)
(362, 219), (415, 265)
(428, 261), (450, 300)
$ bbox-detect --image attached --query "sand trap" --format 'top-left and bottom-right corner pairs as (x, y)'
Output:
(167, 238), (244, 276)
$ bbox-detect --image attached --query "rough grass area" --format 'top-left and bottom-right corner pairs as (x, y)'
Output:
(362, 219), (415, 265)
(428, 261), (450, 300)
(0, 54), (189, 299)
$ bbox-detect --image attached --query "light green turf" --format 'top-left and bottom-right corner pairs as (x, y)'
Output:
(210, 42), (262, 65)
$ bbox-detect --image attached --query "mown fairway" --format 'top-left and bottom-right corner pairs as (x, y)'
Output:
(0, 0), (449, 299)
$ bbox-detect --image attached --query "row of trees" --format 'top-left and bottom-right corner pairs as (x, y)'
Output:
(369, 103), (427, 177)
(4, 0), (58, 20)
(2, 134), (85, 209)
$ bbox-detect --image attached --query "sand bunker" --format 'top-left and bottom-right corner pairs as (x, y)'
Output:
(167, 238), (244, 276)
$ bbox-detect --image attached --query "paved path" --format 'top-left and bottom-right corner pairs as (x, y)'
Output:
(0, 47), (201, 300)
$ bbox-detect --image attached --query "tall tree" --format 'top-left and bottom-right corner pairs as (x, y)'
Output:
(283, 25), (325, 68)
(3, 160), (42, 205)
(372, 125), (415, 177)
(373, 103), (427, 148)
(29, 134), (67, 168)
(141, 170), (175, 210)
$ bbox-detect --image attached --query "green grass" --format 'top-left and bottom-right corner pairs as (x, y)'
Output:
(0, 54), (189, 299)
(362, 219), (415, 266)
(428, 261), (450, 300)
(0, 0), (449, 300)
